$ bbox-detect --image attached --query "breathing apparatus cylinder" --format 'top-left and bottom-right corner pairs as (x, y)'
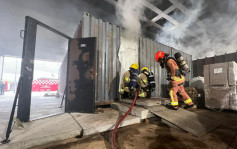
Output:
(174, 52), (189, 72)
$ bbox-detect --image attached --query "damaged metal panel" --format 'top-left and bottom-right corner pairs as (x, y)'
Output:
(139, 37), (192, 97)
(82, 12), (121, 101)
(66, 37), (96, 113)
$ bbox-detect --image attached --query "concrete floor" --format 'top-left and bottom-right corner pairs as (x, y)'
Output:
(32, 109), (237, 149)
(0, 91), (64, 140)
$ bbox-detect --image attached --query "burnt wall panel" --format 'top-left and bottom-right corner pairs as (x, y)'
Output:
(66, 37), (96, 113)
(90, 16), (99, 100)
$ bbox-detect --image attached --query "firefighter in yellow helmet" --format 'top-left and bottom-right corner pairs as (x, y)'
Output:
(138, 67), (156, 98)
(120, 63), (139, 99)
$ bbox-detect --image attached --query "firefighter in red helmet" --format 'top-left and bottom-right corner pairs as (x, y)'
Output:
(155, 51), (194, 110)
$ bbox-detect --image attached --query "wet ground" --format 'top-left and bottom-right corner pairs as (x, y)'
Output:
(31, 109), (237, 149)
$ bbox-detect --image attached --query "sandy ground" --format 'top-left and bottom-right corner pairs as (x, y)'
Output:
(31, 109), (237, 149)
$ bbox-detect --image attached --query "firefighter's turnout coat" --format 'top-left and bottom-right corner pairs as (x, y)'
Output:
(138, 73), (149, 97)
(166, 58), (193, 106)
(120, 71), (131, 94)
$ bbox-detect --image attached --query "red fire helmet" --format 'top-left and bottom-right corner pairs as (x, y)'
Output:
(155, 51), (166, 62)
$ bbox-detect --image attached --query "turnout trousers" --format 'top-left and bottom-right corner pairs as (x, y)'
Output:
(169, 84), (192, 106)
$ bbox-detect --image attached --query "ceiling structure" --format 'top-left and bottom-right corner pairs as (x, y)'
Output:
(104, 0), (204, 37)
(0, 0), (211, 62)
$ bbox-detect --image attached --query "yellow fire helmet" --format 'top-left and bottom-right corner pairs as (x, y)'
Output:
(141, 67), (149, 72)
(130, 63), (139, 69)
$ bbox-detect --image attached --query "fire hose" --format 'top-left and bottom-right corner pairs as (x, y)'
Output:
(112, 90), (138, 149)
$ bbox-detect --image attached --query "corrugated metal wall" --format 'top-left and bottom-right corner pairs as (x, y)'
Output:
(82, 12), (121, 101)
(82, 12), (193, 100)
(193, 51), (237, 77)
(139, 37), (192, 97)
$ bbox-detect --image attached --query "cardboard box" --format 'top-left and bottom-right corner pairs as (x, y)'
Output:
(230, 86), (237, 111)
(205, 85), (237, 111)
(229, 62), (237, 86)
(204, 62), (237, 86)
(204, 85), (230, 110)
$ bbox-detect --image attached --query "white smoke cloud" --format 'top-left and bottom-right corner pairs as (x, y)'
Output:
(0, 0), (119, 61)
(156, 0), (237, 59)
(116, 0), (145, 41)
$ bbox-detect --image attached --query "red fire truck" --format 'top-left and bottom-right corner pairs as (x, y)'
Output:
(32, 78), (58, 92)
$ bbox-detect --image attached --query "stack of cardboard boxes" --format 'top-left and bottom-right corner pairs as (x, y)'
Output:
(204, 61), (237, 110)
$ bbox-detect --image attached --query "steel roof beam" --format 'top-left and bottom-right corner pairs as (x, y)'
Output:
(142, 1), (179, 26)
(143, 5), (177, 29)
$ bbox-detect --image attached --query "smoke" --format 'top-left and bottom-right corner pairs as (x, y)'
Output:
(156, 0), (237, 59)
(0, 0), (119, 61)
(116, 0), (145, 41)
(115, 0), (146, 87)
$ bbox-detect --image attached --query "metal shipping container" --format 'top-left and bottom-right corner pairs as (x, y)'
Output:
(139, 37), (192, 97)
(82, 12), (193, 101)
(82, 12), (122, 101)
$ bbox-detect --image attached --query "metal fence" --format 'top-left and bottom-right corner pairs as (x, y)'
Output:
(82, 12), (193, 100)
(139, 37), (192, 97)
(193, 51), (237, 77)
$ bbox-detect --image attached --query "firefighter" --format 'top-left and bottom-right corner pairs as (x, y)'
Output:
(120, 63), (139, 99)
(138, 67), (156, 98)
(155, 51), (194, 110)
